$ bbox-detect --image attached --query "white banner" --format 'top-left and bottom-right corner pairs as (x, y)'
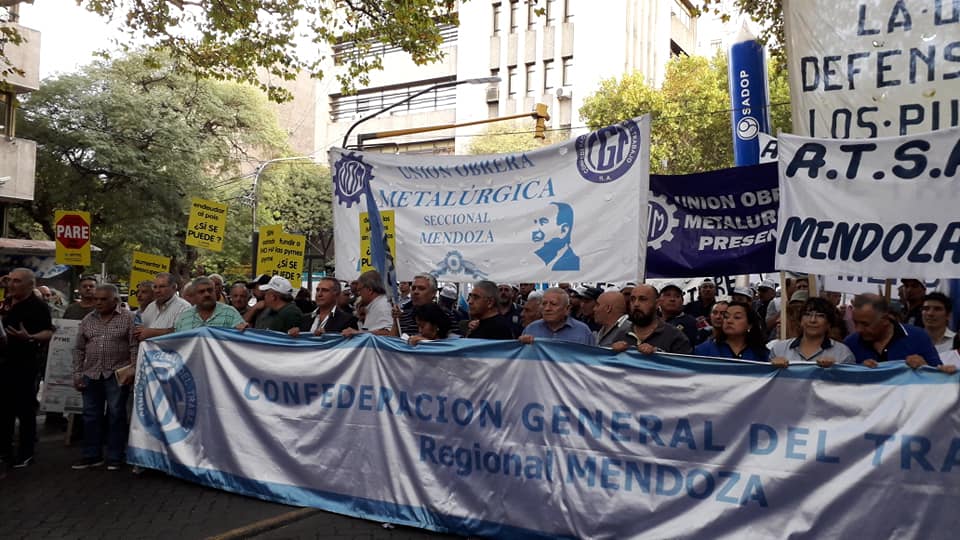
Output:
(330, 117), (650, 282)
(40, 319), (82, 414)
(129, 329), (960, 538)
(784, 0), (960, 138)
(821, 275), (941, 295)
(776, 126), (960, 279)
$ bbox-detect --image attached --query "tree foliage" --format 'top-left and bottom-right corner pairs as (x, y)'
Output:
(64, 0), (459, 102)
(697, 1), (783, 65)
(579, 53), (791, 175)
(14, 51), (290, 279)
(259, 162), (335, 268)
(466, 120), (568, 155)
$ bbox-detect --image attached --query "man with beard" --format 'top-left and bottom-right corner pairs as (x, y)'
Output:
(174, 277), (246, 331)
(612, 284), (692, 354)
(531, 202), (580, 271)
(496, 283), (523, 337)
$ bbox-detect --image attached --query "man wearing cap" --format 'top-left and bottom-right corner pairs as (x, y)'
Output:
(242, 274), (272, 325)
(900, 278), (926, 327)
(658, 283), (699, 347)
(520, 288), (595, 346)
(731, 286), (754, 305)
(290, 277), (357, 337)
(254, 276), (304, 333)
(342, 270), (394, 336)
(612, 284), (692, 354)
(438, 284), (467, 323)
(594, 290), (630, 348)
(175, 277), (246, 332)
(754, 279), (777, 320)
(844, 294), (944, 370)
(573, 286), (603, 331)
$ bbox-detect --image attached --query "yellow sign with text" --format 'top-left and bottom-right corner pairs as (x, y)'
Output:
(54, 210), (91, 266)
(128, 251), (170, 308)
(359, 211), (396, 273)
(185, 198), (227, 252)
(256, 224), (283, 276)
(275, 233), (306, 289)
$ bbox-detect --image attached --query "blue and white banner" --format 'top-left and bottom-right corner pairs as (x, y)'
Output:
(784, 0), (960, 138)
(330, 116), (650, 283)
(129, 329), (960, 539)
(777, 126), (960, 279)
(647, 163), (778, 278)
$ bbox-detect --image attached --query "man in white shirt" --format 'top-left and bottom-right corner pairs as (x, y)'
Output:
(922, 292), (956, 353)
(342, 270), (394, 337)
(134, 272), (191, 340)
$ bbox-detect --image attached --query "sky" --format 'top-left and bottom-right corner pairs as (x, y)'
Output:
(20, 1), (126, 78)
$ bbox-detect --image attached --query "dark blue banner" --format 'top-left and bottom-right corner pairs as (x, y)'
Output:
(646, 163), (778, 278)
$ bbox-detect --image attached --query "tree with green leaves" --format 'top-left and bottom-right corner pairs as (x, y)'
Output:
(13, 50), (291, 279)
(3, 1), (459, 102)
(698, 1), (783, 64)
(466, 120), (568, 155)
(579, 53), (790, 174)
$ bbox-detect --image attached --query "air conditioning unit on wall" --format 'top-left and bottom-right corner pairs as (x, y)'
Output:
(556, 87), (572, 101)
(486, 86), (500, 102)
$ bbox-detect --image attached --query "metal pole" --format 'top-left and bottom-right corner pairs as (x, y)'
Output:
(249, 156), (317, 278)
(341, 76), (499, 149)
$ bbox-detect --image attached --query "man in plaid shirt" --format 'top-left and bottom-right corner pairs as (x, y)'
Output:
(72, 284), (137, 471)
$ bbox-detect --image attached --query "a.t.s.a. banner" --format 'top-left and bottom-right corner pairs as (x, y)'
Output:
(330, 117), (650, 283)
(128, 329), (960, 538)
(777, 126), (960, 279)
(784, 0), (960, 138)
(647, 163), (778, 278)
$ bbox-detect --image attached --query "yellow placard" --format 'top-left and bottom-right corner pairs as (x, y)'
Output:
(185, 198), (228, 252)
(275, 233), (306, 289)
(359, 210), (396, 274)
(54, 210), (92, 266)
(256, 224), (283, 276)
(127, 251), (171, 308)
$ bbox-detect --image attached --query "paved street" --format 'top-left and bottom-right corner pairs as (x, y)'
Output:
(1, 421), (456, 540)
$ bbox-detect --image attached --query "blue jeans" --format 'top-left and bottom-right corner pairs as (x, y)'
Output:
(81, 375), (130, 462)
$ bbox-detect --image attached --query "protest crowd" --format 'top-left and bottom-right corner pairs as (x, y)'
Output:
(1, 265), (957, 475)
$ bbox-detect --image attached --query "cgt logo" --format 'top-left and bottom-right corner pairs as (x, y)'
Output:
(135, 349), (197, 445)
(575, 119), (642, 183)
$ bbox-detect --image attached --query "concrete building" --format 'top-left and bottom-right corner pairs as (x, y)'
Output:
(314, 0), (700, 155)
(0, 0), (40, 219)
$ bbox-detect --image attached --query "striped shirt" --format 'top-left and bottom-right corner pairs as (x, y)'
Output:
(73, 306), (137, 379)
(175, 302), (244, 332)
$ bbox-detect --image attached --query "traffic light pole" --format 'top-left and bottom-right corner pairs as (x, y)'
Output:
(354, 104), (550, 149)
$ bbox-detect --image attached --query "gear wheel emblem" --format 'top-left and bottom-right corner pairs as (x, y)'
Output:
(332, 152), (372, 208)
(646, 193), (679, 250)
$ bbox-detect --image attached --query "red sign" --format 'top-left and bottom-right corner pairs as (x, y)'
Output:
(55, 213), (90, 249)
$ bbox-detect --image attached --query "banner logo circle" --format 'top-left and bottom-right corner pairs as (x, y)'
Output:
(135, 349), (198, 445)
(333, 153), (372, 207)
(737, 117), (760, 140)
(647, 193), (679, 249)
(575, 120), (641, 183)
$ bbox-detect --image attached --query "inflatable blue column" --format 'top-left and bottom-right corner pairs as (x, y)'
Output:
(729, 23), (771, 166)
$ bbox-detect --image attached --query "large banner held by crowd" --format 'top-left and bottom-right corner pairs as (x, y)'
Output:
(784, 0), (960, 138)
(129, 329), (960, 539)
(777, 126), (960, 279)
(330, 117), (650, 283)
(647, 163), (778, 278)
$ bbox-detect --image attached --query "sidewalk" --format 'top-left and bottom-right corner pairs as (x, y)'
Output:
(0, 421), (456, 539)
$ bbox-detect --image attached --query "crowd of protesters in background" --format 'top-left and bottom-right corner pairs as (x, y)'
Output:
(2, 267), (958, 477)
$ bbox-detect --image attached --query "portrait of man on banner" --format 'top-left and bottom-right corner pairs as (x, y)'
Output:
(532, 202), (579, 271)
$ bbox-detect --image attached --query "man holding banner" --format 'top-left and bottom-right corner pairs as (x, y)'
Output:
(342, 270), (393, 336)
(845, 294), (945, 370)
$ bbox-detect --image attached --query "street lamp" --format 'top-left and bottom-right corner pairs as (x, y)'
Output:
(340, 76), (500, 149)
(250, 155), (316, 276)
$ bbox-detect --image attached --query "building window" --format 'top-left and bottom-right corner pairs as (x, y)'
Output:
(543, 59), (555, 93)
(329, 77), (458, 122)
(562, 57), (573, 86)
(493, 2), (502, 35)
(545, 0), (556, 25)
(525, 63), (536, 96)
(508, 66), (518, 97)
(564, 0), (573, 21)
(527, 1), (537, 29)
(0, 91), (13, 137)
(510, 0), (519, 33)
(335, 24), (458, 63)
